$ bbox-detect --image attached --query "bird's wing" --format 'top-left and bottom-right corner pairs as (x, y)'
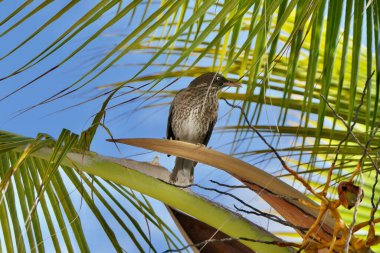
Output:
(167, 88), (186, 140)
(167, 102), (176, 140)
(202, 116), (217, 146)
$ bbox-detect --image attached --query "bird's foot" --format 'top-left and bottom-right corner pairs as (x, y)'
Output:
(169, 172), (193, 188)
(195, 143), (206, 148)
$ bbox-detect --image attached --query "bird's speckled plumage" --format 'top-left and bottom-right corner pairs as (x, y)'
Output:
(167, 72), (232, 185)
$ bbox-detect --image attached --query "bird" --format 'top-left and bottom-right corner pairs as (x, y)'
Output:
(167, 72), (240, 185)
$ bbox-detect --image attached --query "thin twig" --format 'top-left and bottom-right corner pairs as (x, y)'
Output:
(163, 180), (308, 232)
(234, 206), (307, 233)
(209, 179), (249, 189)
(222, 98), (321, 198)
(369, 147), (380, 227)
(320, 97), (378, 172)
(344, 124), (379, 251)
(353, 217), (380, 233)
(321, 101), (378, 176)
(343, 188), (363, 252)
(320, 71), (376, 188)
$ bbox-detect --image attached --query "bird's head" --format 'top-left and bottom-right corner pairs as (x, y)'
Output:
(189, 72), (241, 89)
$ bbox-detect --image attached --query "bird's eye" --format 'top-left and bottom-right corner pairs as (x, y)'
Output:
(216, 76), (221, 81)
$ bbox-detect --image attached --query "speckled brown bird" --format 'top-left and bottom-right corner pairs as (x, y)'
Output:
(167, 72), (240, 185)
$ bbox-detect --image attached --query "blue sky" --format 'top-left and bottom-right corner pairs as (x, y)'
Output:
(0, 1), (186, 252)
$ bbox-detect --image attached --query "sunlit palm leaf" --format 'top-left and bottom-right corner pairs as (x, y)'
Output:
(0, 130), (184, 252)
(0, 130), (294, 253)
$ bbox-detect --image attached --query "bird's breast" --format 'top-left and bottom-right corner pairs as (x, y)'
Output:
(177, 109), (204, 142)
(171, 96), (218, 143)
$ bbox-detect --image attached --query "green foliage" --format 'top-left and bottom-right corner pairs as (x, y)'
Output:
(1, 0), (380, 252)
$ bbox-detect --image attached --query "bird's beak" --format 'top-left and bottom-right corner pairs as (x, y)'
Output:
(223, 81), (241, 88)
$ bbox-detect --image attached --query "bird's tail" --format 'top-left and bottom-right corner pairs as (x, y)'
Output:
(170, 157), (196, 186)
